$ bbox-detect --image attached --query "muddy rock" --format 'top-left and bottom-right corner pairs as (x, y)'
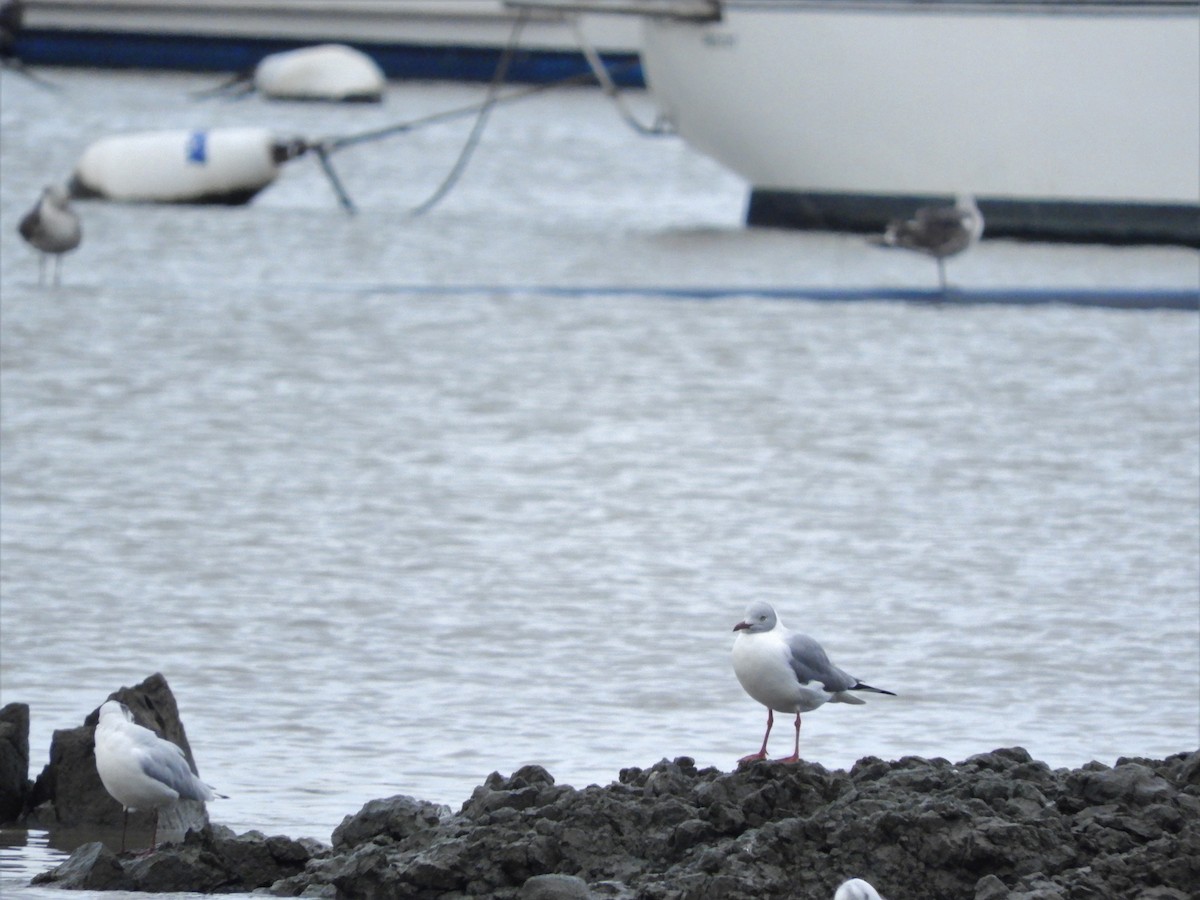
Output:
(0, 702), (31, 823)
(22, 673), (212, 841)
(33, 747), (1200, 899)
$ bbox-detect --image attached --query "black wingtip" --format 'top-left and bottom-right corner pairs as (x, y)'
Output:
(854, 682), (897, 696)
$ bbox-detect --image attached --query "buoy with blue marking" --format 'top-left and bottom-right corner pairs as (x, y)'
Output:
(253, 44), (386, 102)
(69, 127), (307, 204)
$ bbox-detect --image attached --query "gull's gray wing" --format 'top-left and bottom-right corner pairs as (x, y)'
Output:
(885, 203), (973, 258)
(18, 203), (39, 241)
(134, 737), (212, 802)
(786, 632), (860, 693)
(911, 205), (974, 255)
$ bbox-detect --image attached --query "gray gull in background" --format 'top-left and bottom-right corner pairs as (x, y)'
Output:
(18, 184), (81, 286)
(94, 700), (223, 851)
(834, 878), (886, 900)
(881, 193), (983, 293)
(732, 601), (894, 764)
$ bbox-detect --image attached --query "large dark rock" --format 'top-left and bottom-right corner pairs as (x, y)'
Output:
(0, 702), (31, 823)
(331, 794), (450, 850)
(32, 748), (1200, 899)
(31, 825), (322, 892)
(29, 841), (134, 891)
(274, 750), (1200, 900)
(22, 673), (212, 842)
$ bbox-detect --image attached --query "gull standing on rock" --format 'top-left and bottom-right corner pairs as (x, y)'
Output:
(732, 601), (894, 764)
(94, 700), (223, 852)
(881, 193), (983, 294)
(18, 184), (81, 286)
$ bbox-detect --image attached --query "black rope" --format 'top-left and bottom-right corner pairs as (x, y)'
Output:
(289, 13), (647, 214)
(311, 63), (633, 214)
(313, 145), (357, 214)
(0, 57), (64, 91)
(319, 69), (604, 155)
(190, 70), (256, 100)
(570, 18), (669, 136)
(407, 10), (528, 217)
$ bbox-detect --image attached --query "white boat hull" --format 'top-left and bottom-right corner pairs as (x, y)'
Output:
(640, 1), (1200, 241)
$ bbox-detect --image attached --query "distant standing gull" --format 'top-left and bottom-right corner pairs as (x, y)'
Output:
(18, 184), (81, 286)
(881, 194), (983, 293)
(732, 601), (894, 764)
(94, 700), (223, 852)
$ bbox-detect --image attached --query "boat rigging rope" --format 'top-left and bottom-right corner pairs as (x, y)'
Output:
(307, 67), (625, 214)
(407, 9), (528, 217)
(297, 10), (663, 213)
(297, 11), (531, 215)
(570, 18), (671, 136)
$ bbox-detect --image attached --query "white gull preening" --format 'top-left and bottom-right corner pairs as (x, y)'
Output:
(17, 184), (81, 286)
(94, 700), (223, 851)
(882, 193), (983, 293)
(731, 601), (894, 764)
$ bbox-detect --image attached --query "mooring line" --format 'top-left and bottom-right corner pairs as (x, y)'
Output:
(299, 15), (650, 214)
(570, 17), (670, 136)
(409, 10), (530, 217)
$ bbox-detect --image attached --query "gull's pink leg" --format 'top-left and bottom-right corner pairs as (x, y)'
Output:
(738, 708), (773, 764)
(130, 809), (160, 858)
(776, 712), (802, 763)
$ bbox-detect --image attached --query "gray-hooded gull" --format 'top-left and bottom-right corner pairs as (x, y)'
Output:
(882, 193), (983, 293)
(94, 700), (223, 851)
(18, 184), (81, 286)
(732, 600), (894, 764)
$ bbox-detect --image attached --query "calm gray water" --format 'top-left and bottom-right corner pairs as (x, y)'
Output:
(1, 69), (1198, 895)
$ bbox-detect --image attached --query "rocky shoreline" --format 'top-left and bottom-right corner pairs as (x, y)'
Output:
(3, 678), (1198, 899)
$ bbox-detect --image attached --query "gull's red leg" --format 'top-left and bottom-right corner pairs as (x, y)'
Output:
(776, 712), (802, 763)
(739, 708), (773, 764)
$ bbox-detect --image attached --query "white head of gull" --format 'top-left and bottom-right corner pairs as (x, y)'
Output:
(17, 184), (81, 286)
(882, 193), (984, 294)
(94, 699), (222, 851)
(731, 601), (894, 764)
(834, 877), (886, 900)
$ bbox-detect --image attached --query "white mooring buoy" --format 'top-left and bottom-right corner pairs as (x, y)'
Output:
(254, 44), (386, 102)
(69, 127), (306, 204)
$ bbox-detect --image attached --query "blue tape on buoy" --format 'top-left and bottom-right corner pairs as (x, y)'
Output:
(186, 131), (208, 164)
